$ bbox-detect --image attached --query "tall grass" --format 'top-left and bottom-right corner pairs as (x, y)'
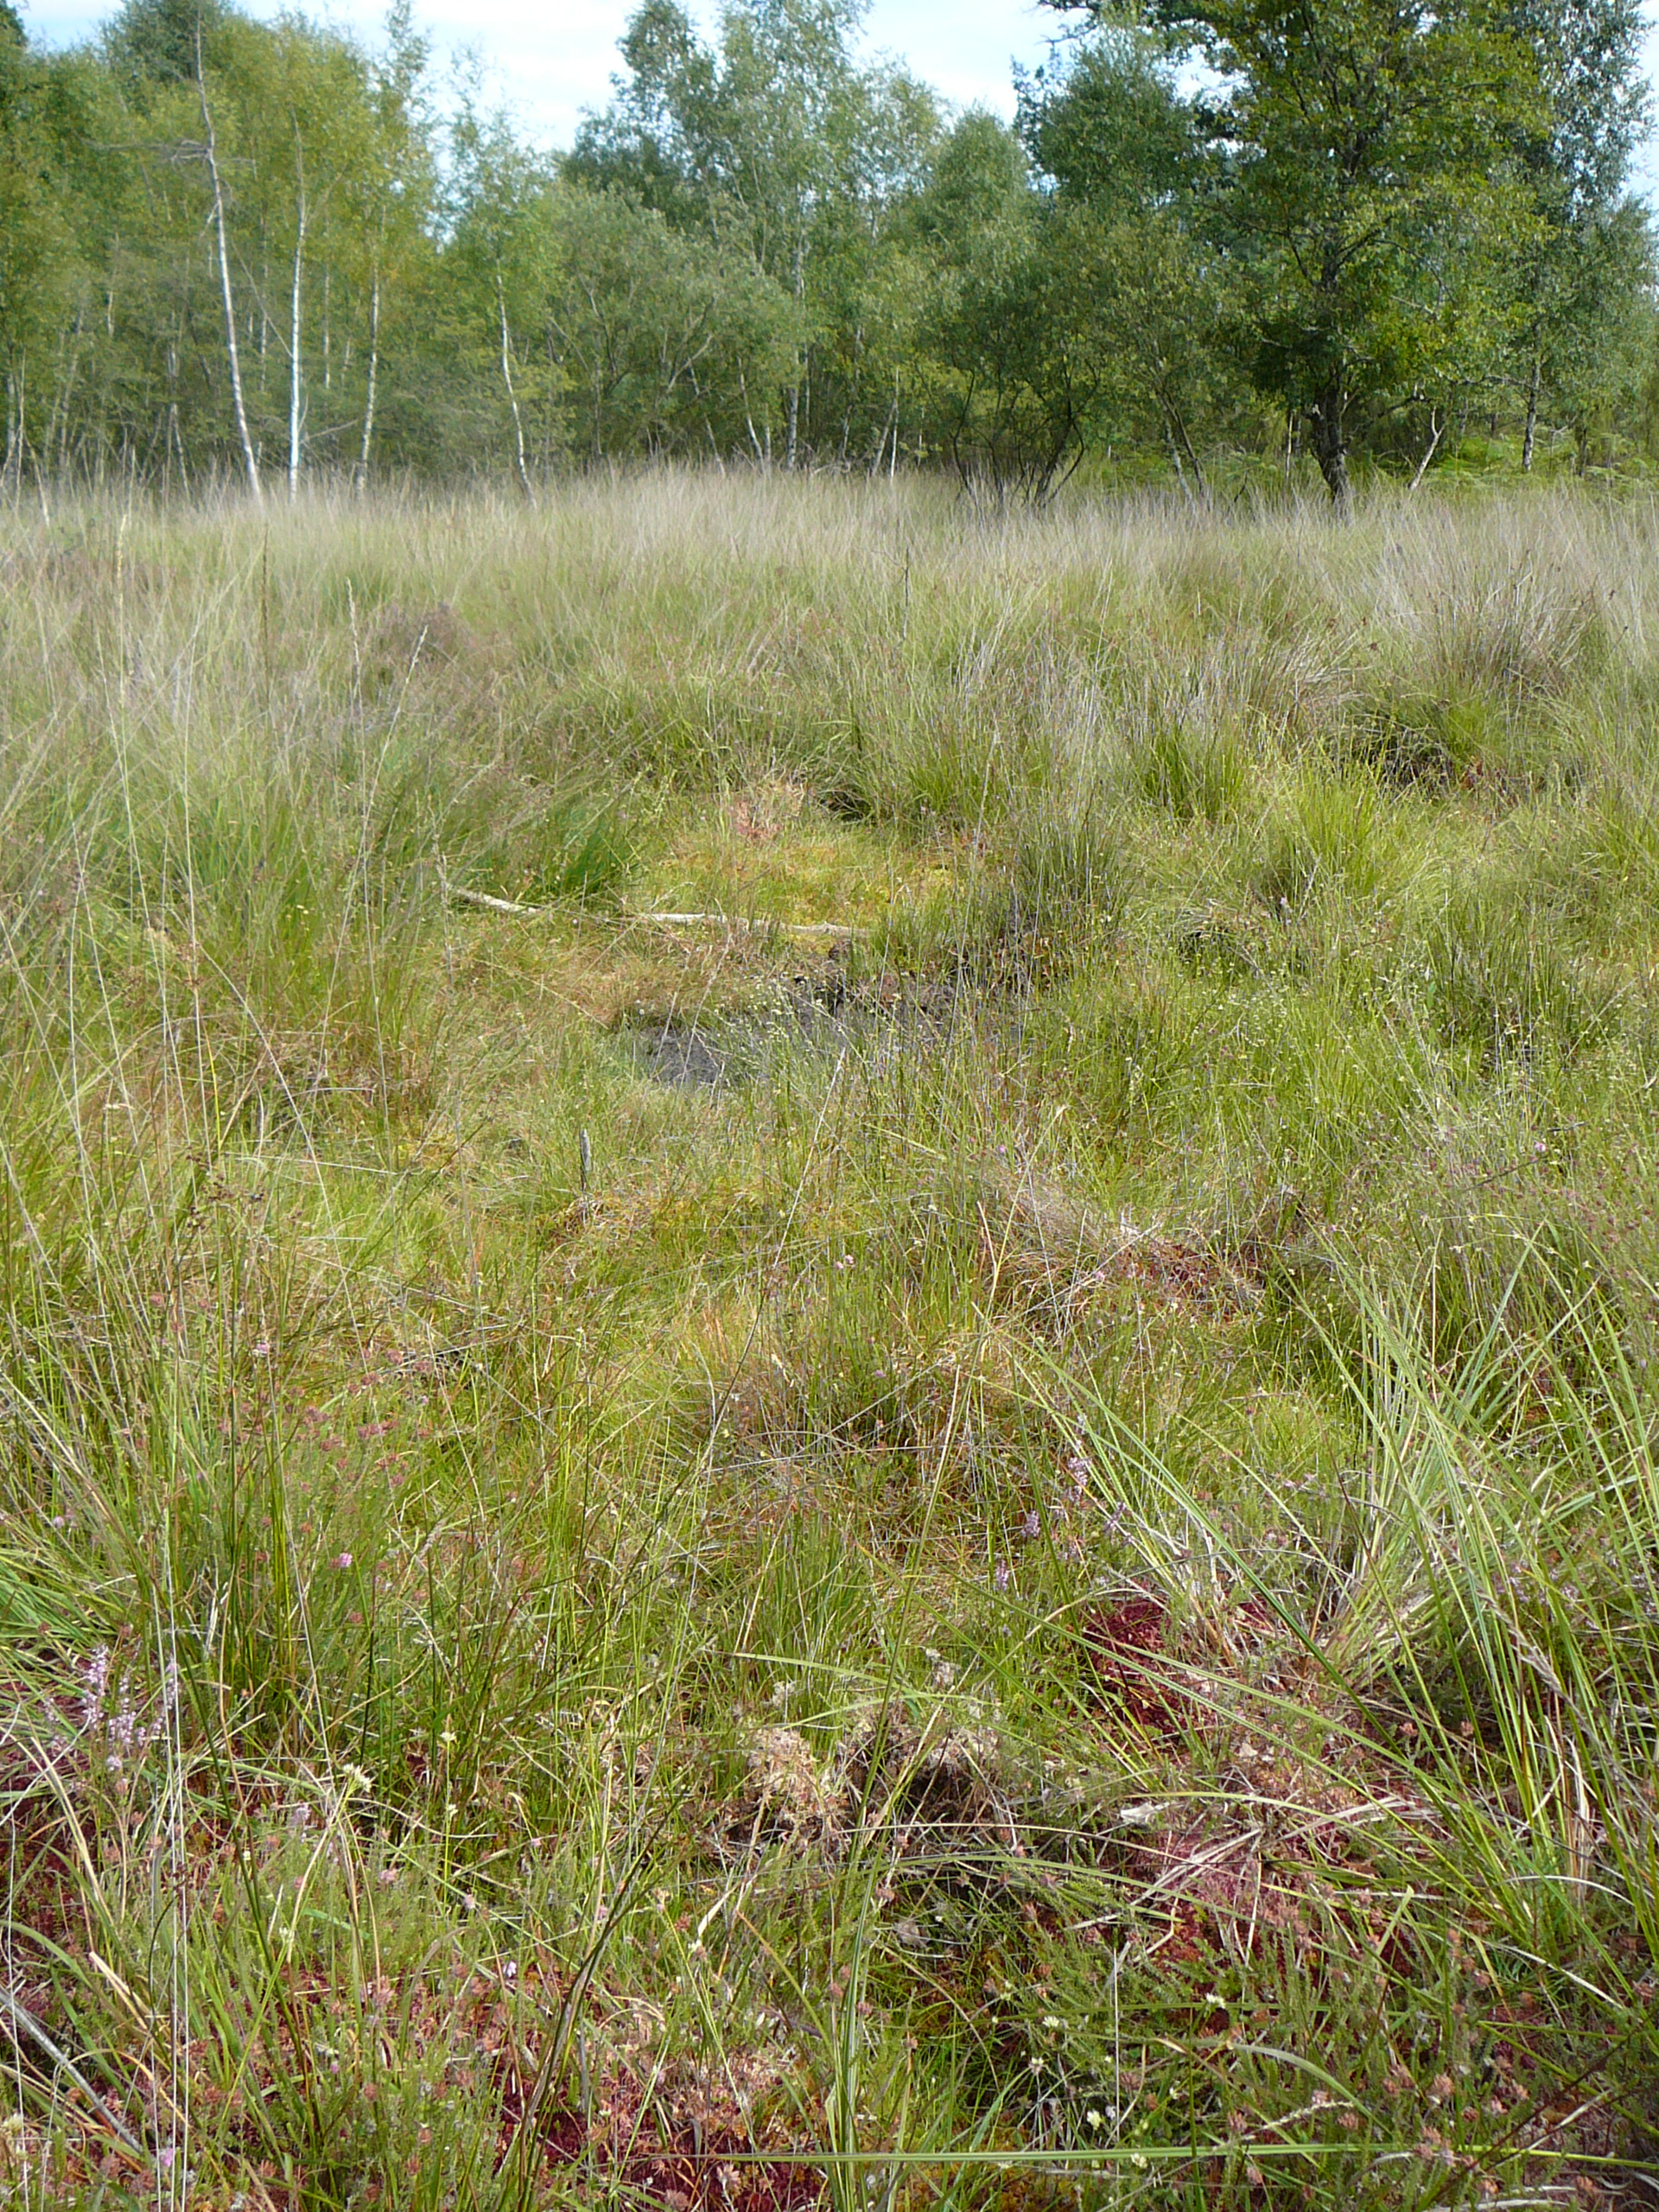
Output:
(2, 473), (1657, 2208)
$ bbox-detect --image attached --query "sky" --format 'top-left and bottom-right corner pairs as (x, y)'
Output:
(19, 0), (1659, 194)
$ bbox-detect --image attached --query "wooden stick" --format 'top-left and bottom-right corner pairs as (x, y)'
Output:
(442, 880), (543, 918)
(439, 874), (858, 937)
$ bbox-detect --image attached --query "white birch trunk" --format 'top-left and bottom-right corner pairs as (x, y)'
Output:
(497, 272), (534, 503)
(288, 132), (306, 502)
(199, 40), (262, 505)
(356, 262), (379, 493)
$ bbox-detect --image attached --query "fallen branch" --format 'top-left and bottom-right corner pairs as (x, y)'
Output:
(442, 879), (543, 918)
(438, 873), (858, 937)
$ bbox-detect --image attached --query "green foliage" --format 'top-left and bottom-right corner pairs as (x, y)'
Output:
(0, 0), (1653, 494)
(0, 31), (87, 390)
(912, 113), (1105, 501)
(1503, 0), (1655, 471)
(572, 0), (939, 468)
(1019, 33), (1243, 488)
(105, 0), (222, 84)
(545, 186), (802, 460)
(1158, 0), (1537, 505)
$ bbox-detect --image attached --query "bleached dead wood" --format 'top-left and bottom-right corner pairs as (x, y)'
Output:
(440, 873), (857, 937)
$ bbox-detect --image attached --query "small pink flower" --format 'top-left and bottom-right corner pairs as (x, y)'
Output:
(331, 1552), (353, 1570)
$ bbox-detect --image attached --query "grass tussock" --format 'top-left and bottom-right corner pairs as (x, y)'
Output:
(3, 473), (1659, 2209)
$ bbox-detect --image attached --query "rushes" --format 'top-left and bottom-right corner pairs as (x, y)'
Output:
(2, 475), (1659, 2204)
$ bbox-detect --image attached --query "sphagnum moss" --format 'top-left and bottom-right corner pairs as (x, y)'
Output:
(1, 474), (1657, 2209)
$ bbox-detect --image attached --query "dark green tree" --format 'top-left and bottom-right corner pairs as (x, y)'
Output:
(105, 0), (224, 86)
(1020, 30), (1241, 494)
(1047, 0), (1537, 509)
(546, 186), (800, 461)
(912, 110), (1110, 502)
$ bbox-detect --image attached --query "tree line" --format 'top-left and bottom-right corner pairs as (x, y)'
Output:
(1, 0), (1653, 505)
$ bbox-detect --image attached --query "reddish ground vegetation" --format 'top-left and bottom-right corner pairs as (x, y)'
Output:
(499, 2055), (823, 2211)
(1083, 1592), (1192, 1738)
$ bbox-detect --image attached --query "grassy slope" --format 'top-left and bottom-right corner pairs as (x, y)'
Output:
(3, 474), (1658, 2209)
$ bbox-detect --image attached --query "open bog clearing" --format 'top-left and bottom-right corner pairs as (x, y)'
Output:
(5, 474), (1659, 2209)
